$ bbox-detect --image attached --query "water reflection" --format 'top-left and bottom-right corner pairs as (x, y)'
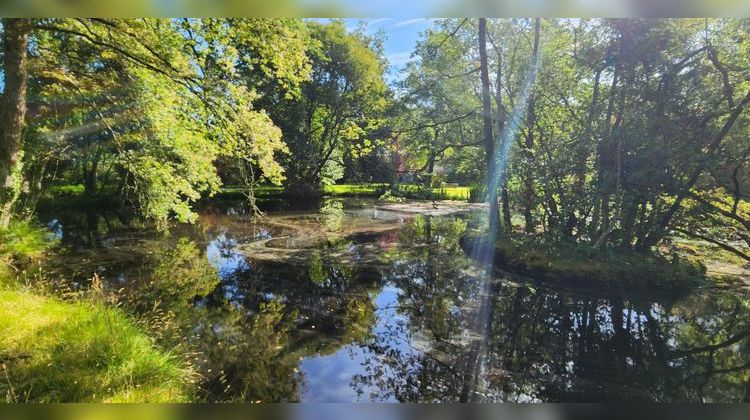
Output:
(38, 198), (750, 402)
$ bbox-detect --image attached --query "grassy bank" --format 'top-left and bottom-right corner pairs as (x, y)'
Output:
(0, 290), (194, 402)
(0, 223), (196, 403)
(460, 233), (706, 294)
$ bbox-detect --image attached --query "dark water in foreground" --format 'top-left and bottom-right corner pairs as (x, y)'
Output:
(38, 197), (750, 402)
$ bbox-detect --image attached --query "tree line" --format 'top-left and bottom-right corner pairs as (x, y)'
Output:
(0, 18), (391, 228)
(1, 18), (749, 257)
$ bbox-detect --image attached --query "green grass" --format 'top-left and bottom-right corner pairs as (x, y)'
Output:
(673, 239), (750, 267)
(429, 186), (471, 201)
(325, 183), (471, 200)
(217, 183), (471, 201)
(460, 233), (706, 293)
(323, 183), (388, 197)
(0, 222), (196, 402)
(47, 184), (85, 195)
(219, 184), (285, 197)
(0, 222), (57, 287)
(0, 289), (195, 402)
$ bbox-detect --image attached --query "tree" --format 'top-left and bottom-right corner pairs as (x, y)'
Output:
(0, 19), (31, 228)
(396, 19), (482, 190)
(3, 18), (311, 227)
(403, 18), (750, 254)
(267, 20), (390, 193)
(479, 18), (501, 235)
(521, 18), (541, 233)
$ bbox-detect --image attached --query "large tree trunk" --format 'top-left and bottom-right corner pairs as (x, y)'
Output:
(0, 18), (31, 229)
(490, 23), (512, 233)
(522, 18), (541, 233)
(592, 58), (620, 244)
(84, 144), (102, 196)
(501, 183), (512, 230)
(478, 18), (500, 235)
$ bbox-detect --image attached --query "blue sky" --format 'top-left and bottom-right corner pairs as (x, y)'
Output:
(313, 18), (437, 85)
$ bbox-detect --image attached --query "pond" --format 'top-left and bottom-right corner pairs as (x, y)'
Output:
(37, 197), (750, 402)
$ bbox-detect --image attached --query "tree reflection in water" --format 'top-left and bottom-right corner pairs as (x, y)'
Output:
(38, 199), (750, 402)
(353, 216), (750, 402)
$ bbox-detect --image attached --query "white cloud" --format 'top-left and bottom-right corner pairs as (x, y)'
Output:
(368, 18), (391, 26)
(392, 18), (427, 28)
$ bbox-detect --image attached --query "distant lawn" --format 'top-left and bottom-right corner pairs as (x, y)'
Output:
(322, 183), (389, 197)
(324, 184), (470, 200)
(426, 186), (471, 201)
(219, 183), (471, 201)
(0, 289), (194, 402)
(47, 184), (85, 195)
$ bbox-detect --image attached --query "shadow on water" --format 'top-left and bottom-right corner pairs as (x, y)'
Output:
(36, 197), (750, 402)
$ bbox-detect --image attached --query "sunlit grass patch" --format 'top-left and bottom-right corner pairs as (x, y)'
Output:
(432, 186), (471, 201)
(673, 239), (750, 268)
(0, 290), (195, 402)
(323, 183), (388, 197)
(0, 222), (57, 287)
(47, 184), (85, 195)
(323, 183), (471, 201)
(217, 183), (471, 201)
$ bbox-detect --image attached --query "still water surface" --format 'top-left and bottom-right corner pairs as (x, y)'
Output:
(38, 197), (750, 402)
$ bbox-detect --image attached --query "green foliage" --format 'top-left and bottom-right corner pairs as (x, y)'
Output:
(18, 18), (312, 227)
(0, 222), (55, 261)
(377, 189), (406, 203)
(267, 20), (391, 189)
(121, 69), (221, 226)
(397, 18), (750, 253)
(468, 184), (487, 203)
(396, 19), (482, 187)
(0, 290), (194, 402)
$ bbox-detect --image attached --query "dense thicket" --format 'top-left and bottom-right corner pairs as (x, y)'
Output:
(397, 18), (750, 255)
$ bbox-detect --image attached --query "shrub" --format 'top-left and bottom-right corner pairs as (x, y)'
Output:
(0, 222), (56, 261)
(377, 189), (405, 203)
(468, 184), (487, 203)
